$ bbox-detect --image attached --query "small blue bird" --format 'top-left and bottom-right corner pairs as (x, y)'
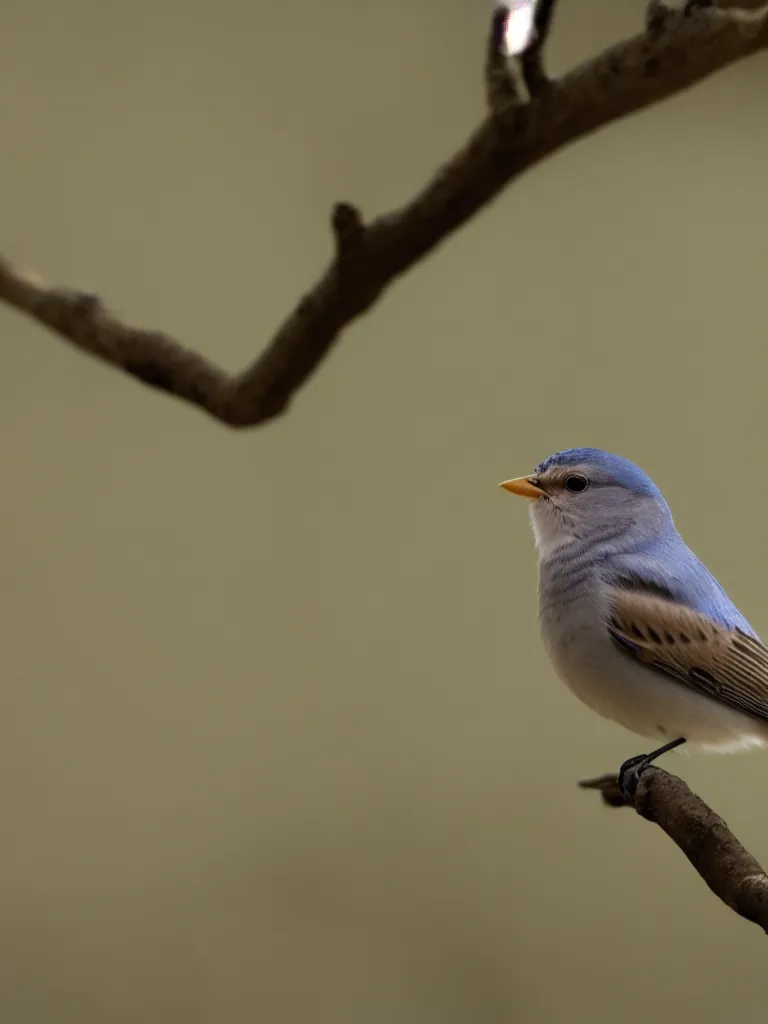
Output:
(500, 447), (768, 794)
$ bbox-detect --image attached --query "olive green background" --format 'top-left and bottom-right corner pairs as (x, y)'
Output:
(2, 2), (767, 1021)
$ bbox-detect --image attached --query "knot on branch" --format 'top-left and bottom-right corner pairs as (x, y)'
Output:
(645, 1), (675, 38)
(35, 289), (104, 335)
(331, 202), (366, 260)
(645, 0), (717, 40)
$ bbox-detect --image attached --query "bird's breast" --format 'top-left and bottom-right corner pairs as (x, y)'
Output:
(538, 581), (607, 680)
(536, 563), (625, 714)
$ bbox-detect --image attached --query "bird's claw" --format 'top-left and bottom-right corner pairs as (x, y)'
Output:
(617, 753), (652, 801)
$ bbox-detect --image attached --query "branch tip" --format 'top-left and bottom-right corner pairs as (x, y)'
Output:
(331, 201), (365, 255)
(578, 772), (628, 808)
(532, 0), (558, 44)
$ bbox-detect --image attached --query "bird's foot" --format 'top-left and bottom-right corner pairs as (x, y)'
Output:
(617, 754), (653, 801)
(617, 736), (686, 801)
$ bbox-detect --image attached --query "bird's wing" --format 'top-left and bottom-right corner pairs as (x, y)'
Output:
(606, 585), (768, 723)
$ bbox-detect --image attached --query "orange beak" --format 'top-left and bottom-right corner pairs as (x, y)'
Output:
(498, 476), (545, 500)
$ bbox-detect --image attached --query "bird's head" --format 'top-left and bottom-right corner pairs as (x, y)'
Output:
(499, 448), (674, 558)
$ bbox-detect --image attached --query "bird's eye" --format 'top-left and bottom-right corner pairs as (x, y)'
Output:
(564, 474), (589, 493)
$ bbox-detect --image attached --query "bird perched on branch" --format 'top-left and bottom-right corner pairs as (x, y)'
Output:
(500, 448), (768, 796)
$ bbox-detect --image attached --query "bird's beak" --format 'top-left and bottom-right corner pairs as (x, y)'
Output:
(498, 476), (545, 500)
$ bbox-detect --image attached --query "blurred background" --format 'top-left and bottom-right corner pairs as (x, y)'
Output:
(2, 1), (767, 1021)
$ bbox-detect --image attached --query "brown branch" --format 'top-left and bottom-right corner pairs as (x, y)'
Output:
(2, 2), (767, 428)
(485, 6), (523, 111)
(521, 0), (559, 96)
(579, 767), (768, 932)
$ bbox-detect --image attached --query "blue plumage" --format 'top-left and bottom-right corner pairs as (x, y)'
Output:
(609, 533), (756, 636)
(502, 447), (768, 750)
(541, 449), (756, 635)
(535, 448), (665, 500)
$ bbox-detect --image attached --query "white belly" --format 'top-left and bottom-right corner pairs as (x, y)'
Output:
(540, 594), (768, 753)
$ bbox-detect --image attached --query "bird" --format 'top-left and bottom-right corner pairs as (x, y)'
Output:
(499, 447), (768, 796)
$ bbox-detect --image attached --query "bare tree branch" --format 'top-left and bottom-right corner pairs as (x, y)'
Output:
(579, 767), (768, 933)
(2, 1), (767, 428)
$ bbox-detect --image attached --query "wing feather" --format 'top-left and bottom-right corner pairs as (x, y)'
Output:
(606, 587), (768, 723)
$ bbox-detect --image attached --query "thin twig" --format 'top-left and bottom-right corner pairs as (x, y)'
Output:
(521, 0), (559, 95)
(579, 767), (768, 932)
(485, 6), (522, 111)
(1, 2), (767, 428)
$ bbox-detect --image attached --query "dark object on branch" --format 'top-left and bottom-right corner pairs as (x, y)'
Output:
(579, 766), (768, 933)
(1, 2), (767, 430)
(521, 0), (558, 95)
